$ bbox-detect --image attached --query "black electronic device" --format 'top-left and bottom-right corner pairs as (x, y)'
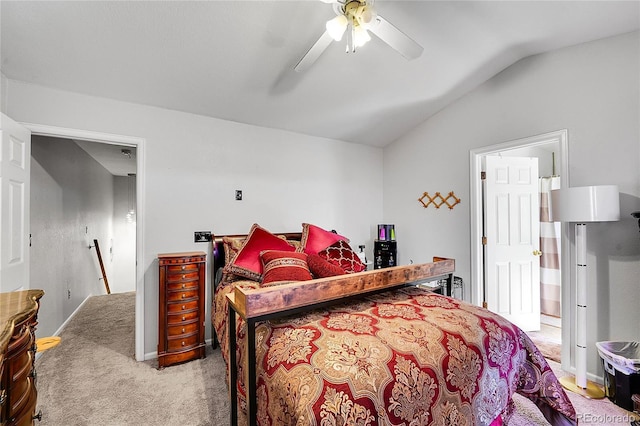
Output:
(632, 211), (640, 232)
(374, 240), (396, 269)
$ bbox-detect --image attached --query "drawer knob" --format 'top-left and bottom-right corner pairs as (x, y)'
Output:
(182, 328), (185, 333)
(182, 274), (186, 279)
(181, 266), (186, 270)
(181, 294), (186, 299)
(182, 316), (186, 321)
(181, 341), (185, 346)
(182, 305), (185, 310)
(182, 283), (186, 289)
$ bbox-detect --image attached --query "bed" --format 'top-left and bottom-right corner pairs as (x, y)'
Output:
(212, 224), (576, 426)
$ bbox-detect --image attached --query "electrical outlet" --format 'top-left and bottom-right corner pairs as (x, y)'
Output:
(235, 190), (242, 201)
(194, 231), (212, 243)
(67, 289), (71, 299)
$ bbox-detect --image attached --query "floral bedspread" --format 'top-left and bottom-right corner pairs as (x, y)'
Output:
(213, 277), (576, 426)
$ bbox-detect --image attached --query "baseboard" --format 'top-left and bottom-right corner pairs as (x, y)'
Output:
(144, 351), (157, 361)
(541, 314), (562, 328)
(35, 293), (94, 360)
(562, 364), (604, 386)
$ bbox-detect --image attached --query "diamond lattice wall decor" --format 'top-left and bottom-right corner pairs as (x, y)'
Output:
(418, 191), (461, 210)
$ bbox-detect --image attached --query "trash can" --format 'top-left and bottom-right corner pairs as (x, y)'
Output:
(596, 341), (640, 411)
(436, 276), (464, 300)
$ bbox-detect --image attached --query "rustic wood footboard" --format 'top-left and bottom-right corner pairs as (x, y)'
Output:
(226, 257), (455, 426)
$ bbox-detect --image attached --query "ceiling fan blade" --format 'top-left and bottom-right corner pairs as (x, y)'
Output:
(294, 30), (334, 72)
(368, 15), (423, 60)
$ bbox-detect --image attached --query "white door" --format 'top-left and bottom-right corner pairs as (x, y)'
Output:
(0, 114), (31, 293)
(484, 156), (540, 331)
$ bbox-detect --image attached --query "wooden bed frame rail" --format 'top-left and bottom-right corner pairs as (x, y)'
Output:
(226, 256), (455, 426)
(232, 257), (455, 319)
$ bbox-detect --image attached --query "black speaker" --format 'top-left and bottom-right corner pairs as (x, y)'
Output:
(374, 240), (397, 269)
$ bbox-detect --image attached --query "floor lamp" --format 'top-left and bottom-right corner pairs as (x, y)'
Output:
(550, 185), (619, 398)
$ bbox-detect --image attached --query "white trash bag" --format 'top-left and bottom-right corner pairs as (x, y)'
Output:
(596, 341), (640, 375)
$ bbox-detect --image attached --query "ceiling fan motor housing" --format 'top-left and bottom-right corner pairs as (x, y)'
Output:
(340, 0), (376, 28)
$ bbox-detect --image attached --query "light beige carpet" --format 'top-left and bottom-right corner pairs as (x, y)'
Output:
(35, 292), (638, 425)
(35, 292), (229, 425)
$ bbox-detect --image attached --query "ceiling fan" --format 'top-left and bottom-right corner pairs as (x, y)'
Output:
(294, 0), (423, 72)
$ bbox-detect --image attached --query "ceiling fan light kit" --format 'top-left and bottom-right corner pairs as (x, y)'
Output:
(326, 15), (348, 41)
(295, 0), (423, 72)
(352, 24), (371, 48)
(327, 1), (375, 50)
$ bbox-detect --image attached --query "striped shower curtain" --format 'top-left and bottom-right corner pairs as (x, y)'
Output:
(539, 176), (562, 317)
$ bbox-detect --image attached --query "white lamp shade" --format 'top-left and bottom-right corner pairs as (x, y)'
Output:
(353, 25), (371, 47)
(326, 15), (348, 41)
(550, 185), (620, 223)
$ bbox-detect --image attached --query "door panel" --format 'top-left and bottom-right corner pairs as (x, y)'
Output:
(0, 114), (31, 293)
(485, 155), (540, 331)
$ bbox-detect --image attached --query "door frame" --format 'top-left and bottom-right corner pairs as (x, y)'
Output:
(469, 129), (570, 369)
(22, 122), (146, 362)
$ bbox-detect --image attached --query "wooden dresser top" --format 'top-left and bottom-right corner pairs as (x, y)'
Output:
(0, 289), (44, 354)
(158, 251), (206, 259)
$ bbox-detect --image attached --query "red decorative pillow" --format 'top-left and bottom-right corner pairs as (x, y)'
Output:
(260, 250), (312, 287)
(307, 253), (346, 278)
(319, 240), (366, 274)
(300, 223), (347, 254)
(224, 224), (295, 281)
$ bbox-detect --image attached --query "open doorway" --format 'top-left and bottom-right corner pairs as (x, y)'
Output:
(25, 123), (146, 362)
(30, 135), (137, 341)
(470, 130), (569, 364)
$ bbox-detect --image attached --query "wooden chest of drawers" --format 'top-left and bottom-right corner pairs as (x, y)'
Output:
(1, 289), (44, 426)
(157, 252), (206, 369)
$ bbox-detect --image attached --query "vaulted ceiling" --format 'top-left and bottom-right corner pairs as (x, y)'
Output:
(2, 1), (639, 147)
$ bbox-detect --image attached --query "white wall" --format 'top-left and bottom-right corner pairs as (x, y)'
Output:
(0, 72), (7, 114)
(30, 136), (115, 338)
(384, 31), (640, 380)
(6, 85), (384, 357)
(112, 175), (136, 294)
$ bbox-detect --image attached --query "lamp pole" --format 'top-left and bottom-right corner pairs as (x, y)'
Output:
(551, 185), (619, 399)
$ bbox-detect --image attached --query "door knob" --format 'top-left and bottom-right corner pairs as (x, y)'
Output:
(533, 249), (542, 256)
